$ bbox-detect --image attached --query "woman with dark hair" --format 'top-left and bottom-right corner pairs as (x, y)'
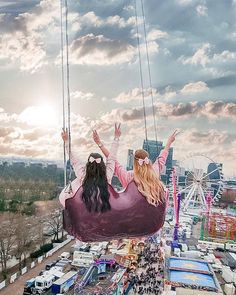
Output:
(59, 124), (121, 213)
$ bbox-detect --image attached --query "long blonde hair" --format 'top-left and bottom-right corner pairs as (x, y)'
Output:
(133, 149), (165, 206)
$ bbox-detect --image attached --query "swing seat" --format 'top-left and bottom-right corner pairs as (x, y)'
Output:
(63, 181), (167, 242)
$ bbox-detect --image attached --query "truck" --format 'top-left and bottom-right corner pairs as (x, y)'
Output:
(24, 269), (64, 295)
(51, 271), (78, 294)
(23, 278), (35, 295)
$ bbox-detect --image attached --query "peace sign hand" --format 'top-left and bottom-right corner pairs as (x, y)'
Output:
(167, 129), (180, 145)
(114, 123), (121, 139)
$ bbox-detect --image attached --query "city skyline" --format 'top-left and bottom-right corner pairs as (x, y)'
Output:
(0, 0), (236, 177)
(0, 138), (234, 180)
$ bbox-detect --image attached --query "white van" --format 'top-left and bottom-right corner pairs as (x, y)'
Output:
(35, 273), (56, 291)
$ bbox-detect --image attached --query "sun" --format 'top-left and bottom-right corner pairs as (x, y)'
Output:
(19, 105), (59, 127)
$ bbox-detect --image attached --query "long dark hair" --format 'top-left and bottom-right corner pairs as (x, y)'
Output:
(82, 153), (111, 213)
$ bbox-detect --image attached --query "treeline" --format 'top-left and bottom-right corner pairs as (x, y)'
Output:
(0, 162), (64, 183)
(0, 162), (67, 213)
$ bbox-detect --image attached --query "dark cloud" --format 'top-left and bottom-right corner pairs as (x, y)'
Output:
(0, 0), (39, 15)
(186, 129), (231, 145)
(70, 0), (127, 18)
(69, 34), (135, 65)
(113, 101), (236, 122)
(207, 75), (236, 88)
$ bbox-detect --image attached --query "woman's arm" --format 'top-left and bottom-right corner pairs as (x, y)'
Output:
(153, 130), (179, 174)
(163, 130), (179, 153)
(92, 123), (121, 158)
(92, 130), (110, 157)
(106, 140), (119, 184)
(94, 124), (121, 184)
(61, 128), (85, 179)
(114, 160), (133, 188)
(92, 124), (132, 186)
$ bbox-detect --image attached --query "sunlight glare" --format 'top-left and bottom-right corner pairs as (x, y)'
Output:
(19, 105), (59, 127)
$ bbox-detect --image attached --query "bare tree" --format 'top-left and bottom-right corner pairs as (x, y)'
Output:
(14, 214), (37, 270)
(45, 209), (63, 242)
(0, 213), (17, 278)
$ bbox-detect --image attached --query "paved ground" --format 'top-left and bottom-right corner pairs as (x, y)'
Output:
(0, 240), (75, 295)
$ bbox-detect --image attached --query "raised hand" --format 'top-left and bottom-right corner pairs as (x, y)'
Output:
(114, 123), (121, 139)
(61, 128), (69, 142)
(167, 130), (180, 145)
(92, 130), (101, 145)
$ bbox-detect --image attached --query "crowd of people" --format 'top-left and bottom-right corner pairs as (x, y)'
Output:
(131, 242), (165, 294)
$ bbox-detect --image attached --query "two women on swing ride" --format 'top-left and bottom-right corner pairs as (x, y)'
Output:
(59, 124), (178, 242)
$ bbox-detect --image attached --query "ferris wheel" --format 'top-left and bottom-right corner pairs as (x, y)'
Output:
(177, 154), (224, 212)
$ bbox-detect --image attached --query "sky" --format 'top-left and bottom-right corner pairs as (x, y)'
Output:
(0, 0), (236, 177)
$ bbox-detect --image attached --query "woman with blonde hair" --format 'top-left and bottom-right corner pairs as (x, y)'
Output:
(93, 128), (178, 206)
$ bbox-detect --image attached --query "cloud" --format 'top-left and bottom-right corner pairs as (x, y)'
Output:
(180, 129), (230, 145)
(181, 43), (211, 67)
(180, 81), (209, 94)
(0, 126), (15, 138)
(160, 101), (236, 120)
(114, 88), (158, 103)
(202, 101), (236, 119)
(18, 106), (59, 127)
(0, 32), (47, 73)
(147, 29), (168, 41)
(71, 91), (94, 101)
(102, 100), (236, 123)
(114, 82), (208, 105)
(0, 108), (17, 123)
(74, 10), (138, 30)
(180, 43), (236, 71)
(174, 128), (236, 177)
(176, 0), (194, 5)
(0, 0), (60, 72)
(0, 144), (48, 158)
(123, 5), (134, 12)
(68, 34), (136, 65)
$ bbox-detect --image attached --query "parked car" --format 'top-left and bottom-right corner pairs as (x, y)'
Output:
(59, 252), (70, 259)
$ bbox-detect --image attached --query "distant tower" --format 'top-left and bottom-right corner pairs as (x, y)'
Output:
(143, 139), (173, 183)
(127, 149), (134, 171)
(207, 163), (223, 197)
(207, 163), (223, 180)
(142, 139), (163, 163)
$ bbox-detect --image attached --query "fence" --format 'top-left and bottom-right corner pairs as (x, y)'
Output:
(0, 236), (73, 291)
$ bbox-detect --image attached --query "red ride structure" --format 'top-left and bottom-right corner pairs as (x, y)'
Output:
(207, 213), (236, 241)
(201, 192), (236, 241)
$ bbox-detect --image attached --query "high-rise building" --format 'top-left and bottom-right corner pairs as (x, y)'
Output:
(142, 139), (173, 183)
(142, 139), (173, 168)
(207, 163), (223, 180)
(142, 140), (163, 163)
(127, 149), (134, 171)
(207, 163), (223, 197)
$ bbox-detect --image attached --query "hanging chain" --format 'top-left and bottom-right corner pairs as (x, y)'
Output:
(140, 0), (159, 152)
(60, 0), (67, 187)
(134, 0), (149, 153)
